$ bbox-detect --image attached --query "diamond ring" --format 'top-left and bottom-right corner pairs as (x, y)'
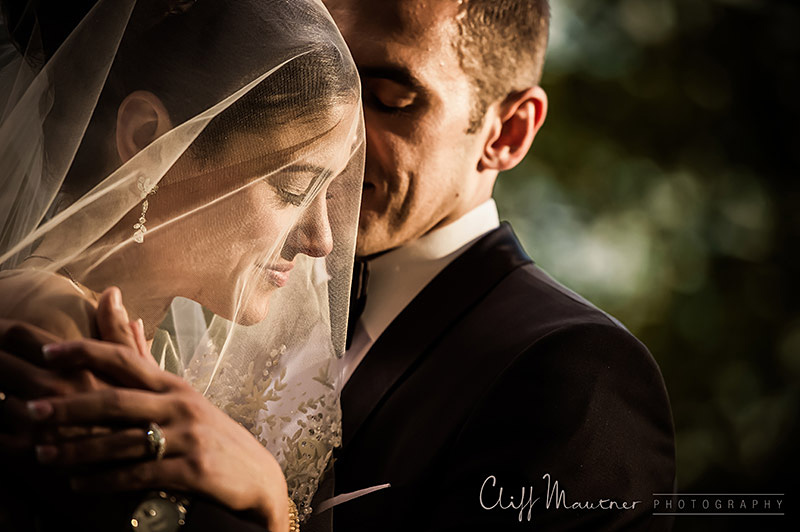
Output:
(145, 422), (167, 461)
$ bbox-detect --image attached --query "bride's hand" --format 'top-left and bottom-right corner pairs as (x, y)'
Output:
(0, 286), (148, 455)
(26, 339), (290, 532)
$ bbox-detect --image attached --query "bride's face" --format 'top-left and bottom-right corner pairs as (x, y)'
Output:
(136, 106), (356, 325)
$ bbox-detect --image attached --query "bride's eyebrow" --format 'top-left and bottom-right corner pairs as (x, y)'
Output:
(280, 164), (330, 176)
(215, 148), (333, 187)
(251, 159), (330, 181)
(271, 164), (334, 195)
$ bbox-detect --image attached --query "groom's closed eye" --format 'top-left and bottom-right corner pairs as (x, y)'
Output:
(359, 66), (427, 115)
(364, 78), (418, 113)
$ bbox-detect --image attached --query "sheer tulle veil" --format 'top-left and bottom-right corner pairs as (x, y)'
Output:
(0, 0), (364, 518)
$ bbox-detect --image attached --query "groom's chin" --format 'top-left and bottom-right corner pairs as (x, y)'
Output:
(356, 232), (390, 258)
(356, 211), (398, 257)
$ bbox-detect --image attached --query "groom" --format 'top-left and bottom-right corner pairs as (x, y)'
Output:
(0, 0), (676, 530)
(314, 0), (675, 530)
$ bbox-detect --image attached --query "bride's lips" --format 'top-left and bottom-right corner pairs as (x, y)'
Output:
(256, 262), (293, 288)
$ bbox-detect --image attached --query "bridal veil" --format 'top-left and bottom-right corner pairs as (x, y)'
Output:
(0, 0), (364, 518)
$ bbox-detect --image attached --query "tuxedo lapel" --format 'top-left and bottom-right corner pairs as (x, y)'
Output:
(340, 223), (532, 448)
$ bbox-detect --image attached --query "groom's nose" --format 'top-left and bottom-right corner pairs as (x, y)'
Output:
(286, 192), (334, 259)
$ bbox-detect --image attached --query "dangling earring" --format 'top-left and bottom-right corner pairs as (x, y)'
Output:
(133, 175), (159, 244)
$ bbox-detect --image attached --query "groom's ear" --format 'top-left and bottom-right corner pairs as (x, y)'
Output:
(116, 90), (173, 163)
(478, 86), (547, 173)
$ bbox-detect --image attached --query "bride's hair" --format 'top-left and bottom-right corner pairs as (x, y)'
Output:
(2, 0), (359, 199)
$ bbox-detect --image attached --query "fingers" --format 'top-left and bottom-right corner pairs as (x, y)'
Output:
(0, 321), (107, 401)
(0, 392), (33, 432)
(130, 318), (155, 364)
(97, 287), (154, 363)
(0, 319), (62, 367)
(0, 349), (75, 398)
(35, 424), (183, 466)
(27, 388), (170, 426)
(96, 287), (138, 350)
(41, 338), (174, 392)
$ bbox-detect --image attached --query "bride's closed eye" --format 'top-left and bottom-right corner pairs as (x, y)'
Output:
(276, 186), (307, 207)
(267, 164), (332, 207)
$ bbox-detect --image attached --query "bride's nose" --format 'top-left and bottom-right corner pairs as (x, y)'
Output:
(285, 192), (334, 259)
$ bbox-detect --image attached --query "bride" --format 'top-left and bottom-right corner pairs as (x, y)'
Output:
(0, 0), (363, 530)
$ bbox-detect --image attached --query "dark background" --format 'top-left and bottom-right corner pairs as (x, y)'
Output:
(494, 0), (797, 529)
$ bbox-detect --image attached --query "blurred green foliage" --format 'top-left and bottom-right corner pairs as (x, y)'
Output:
(494, 0), (798, 526)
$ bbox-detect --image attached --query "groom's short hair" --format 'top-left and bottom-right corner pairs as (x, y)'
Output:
(454, 0), (550, 133)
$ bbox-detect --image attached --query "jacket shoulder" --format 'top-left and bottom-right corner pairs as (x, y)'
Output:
(495, 261), (629, 333)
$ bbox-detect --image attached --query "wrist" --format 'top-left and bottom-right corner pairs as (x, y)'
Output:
(256, 460), (289, 531)
(259, 492), (289, 532)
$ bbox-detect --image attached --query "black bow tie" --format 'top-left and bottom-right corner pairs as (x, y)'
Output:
(346, 259), (370, 350)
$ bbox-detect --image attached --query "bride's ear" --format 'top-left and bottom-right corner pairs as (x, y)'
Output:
(116, 90), (173, 163)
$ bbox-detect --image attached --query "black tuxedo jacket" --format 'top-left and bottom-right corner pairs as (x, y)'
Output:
(135, 222), (673, 532)
(327, 223), (675, 531)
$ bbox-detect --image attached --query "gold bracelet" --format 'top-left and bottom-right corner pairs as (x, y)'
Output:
(288, 497), (300, 532)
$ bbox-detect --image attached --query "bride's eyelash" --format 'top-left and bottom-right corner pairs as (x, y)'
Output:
(265, 165), (334, 207)
(277, 187), (306, 207)
(262, 172), (310, 207)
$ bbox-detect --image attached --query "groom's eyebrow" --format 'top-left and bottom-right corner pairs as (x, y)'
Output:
(358, 65), (428, 95)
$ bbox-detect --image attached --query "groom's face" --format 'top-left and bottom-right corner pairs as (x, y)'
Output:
(326, 0), (494, 257)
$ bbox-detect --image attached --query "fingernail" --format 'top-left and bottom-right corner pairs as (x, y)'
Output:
(35, 444), (58, 463)
(132, 318), (144, 338)
(42, 343), (63, 360)
(111, 287), (123, 310)
(26, 400), (53, 420)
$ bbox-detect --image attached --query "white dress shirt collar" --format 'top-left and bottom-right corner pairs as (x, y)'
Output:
(359, 199), (500, 351)
(340, 199), (501, 386)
